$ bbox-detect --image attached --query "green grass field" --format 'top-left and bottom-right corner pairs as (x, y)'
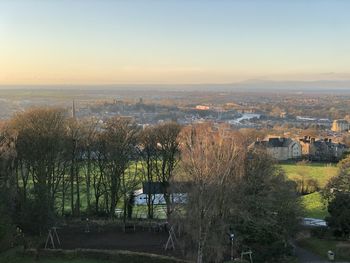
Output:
(280, 162), (338, 219)
(280, 163), (338, 188)
(300, 192), (328, 219)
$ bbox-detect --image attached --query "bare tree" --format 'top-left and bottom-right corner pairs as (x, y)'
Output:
(176, 124), (245, 263)
(12, 108), (68, 232)
(175, 124), (301, 263)
(154, 122), (181, 218)
(66, 118), (82, 217)
(80, 118), (99, 215)
(139, 126), (158, 219)
(100, 117), (139, 218)
(294, 160), (309, 194)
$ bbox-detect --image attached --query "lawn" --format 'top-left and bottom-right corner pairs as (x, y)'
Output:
(280, 162), (338, 188)
(132, 205), (167, 219)
(300, 192), (328, 219)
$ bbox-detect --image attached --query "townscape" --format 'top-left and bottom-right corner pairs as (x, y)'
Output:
(1, 88), (350, 263)
(3, 1), (350, 263)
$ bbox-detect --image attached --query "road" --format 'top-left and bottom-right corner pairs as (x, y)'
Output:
(295, 245), (350, 263)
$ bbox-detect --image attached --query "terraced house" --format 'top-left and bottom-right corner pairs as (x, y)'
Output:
(250, 137), (302, 161)
(299, 136), (347, 161)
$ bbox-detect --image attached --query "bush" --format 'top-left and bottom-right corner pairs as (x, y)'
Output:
(246, 241), (294, 263)
(326, 193), (350, 238)
(13, 195), (55, 235)
(310, 227), (329, 239)
(295, 178), (320, 195)
(0, 192), (15, 252)
(0, 209), (14, 251)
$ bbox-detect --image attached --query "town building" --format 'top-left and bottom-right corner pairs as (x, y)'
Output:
(250, 137), (302, 161)
(299, 136), (346, 161)
(331, 119), (349, 132)
(195, 105), (210, 110)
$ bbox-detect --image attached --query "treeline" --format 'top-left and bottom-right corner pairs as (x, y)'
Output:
(0, 108), (181, 234)
(0, 108), (303, 262)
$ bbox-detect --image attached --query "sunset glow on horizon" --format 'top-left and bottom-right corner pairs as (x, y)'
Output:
(1, 0), (350, 85)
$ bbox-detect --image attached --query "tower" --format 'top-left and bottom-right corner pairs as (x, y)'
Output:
(72, 100), (76, 119)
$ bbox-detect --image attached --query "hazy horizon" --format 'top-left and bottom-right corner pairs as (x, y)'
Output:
(2, 79), (350, 94)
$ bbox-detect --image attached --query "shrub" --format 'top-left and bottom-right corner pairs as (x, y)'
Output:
(14, 197), (54, 235)
(0, 203), (14, 251)
(310, 227), (329, 239)
(326, 193), (350, 238)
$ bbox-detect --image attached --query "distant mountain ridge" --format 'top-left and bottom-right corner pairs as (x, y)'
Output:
(1, 80), (350, 93)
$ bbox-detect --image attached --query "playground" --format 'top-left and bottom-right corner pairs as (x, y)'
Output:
(41, 220), (183, 259)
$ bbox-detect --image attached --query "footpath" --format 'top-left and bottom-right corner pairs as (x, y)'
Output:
(295, 245), (350, 263)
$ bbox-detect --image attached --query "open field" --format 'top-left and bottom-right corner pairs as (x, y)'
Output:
(280, 162), (339, 219)
(280, 162), (338, 188)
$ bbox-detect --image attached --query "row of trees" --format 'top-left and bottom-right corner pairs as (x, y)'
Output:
(0, 107), (303, 262)
(0, 108), (181, 234)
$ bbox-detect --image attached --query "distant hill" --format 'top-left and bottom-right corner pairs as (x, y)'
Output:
(2, 80), (350, 93)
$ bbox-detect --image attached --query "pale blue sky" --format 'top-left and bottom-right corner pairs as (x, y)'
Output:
(1, 0), (350, 84)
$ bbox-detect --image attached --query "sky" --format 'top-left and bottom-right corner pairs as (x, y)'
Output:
(1, 0), (350, 85)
